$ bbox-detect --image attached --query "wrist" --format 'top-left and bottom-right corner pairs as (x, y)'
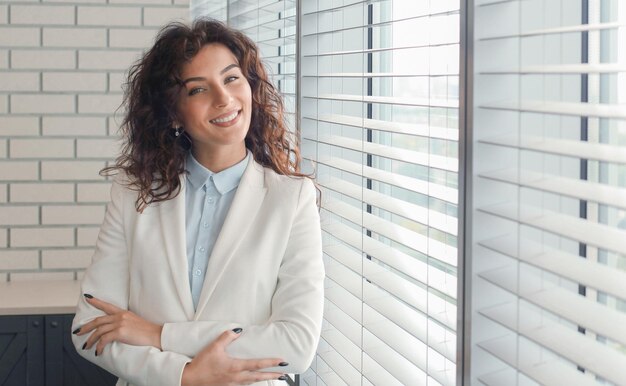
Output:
(154, 324), (163, 351)
(181, 362), (197, 386)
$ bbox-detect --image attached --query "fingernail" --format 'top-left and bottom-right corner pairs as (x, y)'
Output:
(232, 327), (243, 334)
(72, 327), (81, 334)
(84, 293), (93, 299)
(95, 350), (98, 357)
(82, 342), (87, 350)
(278, 375), (288, 381)
(279, 362), (289, 367)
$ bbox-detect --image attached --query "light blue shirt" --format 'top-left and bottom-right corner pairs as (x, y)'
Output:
(185, 150), (250, 310)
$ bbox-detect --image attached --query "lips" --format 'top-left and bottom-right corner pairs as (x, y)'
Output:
(210, 110), (240, 124)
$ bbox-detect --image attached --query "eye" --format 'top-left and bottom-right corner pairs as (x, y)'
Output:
(225, 76), (239, 84)
(188, 87), (205, 96)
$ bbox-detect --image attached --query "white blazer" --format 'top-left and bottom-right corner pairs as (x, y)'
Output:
(71, 157), (325, 386)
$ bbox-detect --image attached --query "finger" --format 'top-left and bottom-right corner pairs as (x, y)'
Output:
(235, 358), (286, 372)
(84, 295), (123, 315)
(77, 314), (116, 335)
(212, 328), (243, 350)
(95, 330), (119, 356)
(84, 323), (116, 350)
(235, 371), (286, 384)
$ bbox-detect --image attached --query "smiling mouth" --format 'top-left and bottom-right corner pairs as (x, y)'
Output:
(210, 110), (240, 124)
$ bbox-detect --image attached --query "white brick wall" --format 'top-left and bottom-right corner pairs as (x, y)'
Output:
(0, 0), (189, 281)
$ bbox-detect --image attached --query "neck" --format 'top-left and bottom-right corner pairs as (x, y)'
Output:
(192, 143), (247, 173)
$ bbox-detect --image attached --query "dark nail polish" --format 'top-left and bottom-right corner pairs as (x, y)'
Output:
(279, 362), (288, 367)
(232, 327), (243, 334)
(72, 327), (81, 334)
(278, 375), (288, 381)
(94, 350), (98, 357)
(84, 293), (93, 299)
(82, 342), (87, 350)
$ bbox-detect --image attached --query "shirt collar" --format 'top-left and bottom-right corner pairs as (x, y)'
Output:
(186, 150), (250, 195)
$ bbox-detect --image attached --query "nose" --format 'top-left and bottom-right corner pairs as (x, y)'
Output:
(213, 85), (232, 108)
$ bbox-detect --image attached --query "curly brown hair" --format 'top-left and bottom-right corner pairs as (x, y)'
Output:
(104, 18), (307, 212)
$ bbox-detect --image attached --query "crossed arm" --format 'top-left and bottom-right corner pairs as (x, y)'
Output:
(71, 178), (324, 386)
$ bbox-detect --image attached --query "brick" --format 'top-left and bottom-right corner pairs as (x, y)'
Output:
(109, 28), (158, 48)
(0, 95), (6, 114)
(77, 6), (141, 26)
(77, 138), (119, 158)
(9, 139), (71, 158)
(0, 117), (40, 136)
(42, 161), (103, 180)
(43, 205), (105, 225)
(0, 27), (40, 47)
(111, 0), (171, 4)
(43, 72), (106, 92)
(0, 139), (5, 158)
(108, 72), (126, 93)
(0, 229), (6, 247)
(0, 206), (39, 225)
(79, 50), (141, 70)
(42, 116), (106, 136)
(10, 138), (74, 158)
(12, 227), (74, 247)
(45, 0), (104, 3)
(0, 184), (6, 202)
(0, 50), (7, 69)
(42, 248), (93, 269)
(10, 183), (74, 203)
(77, 182), (111, 202)
(0, 162), (38, 181)
(11, 5), (75, 26)
(10, 138), (74, 159)
(0, 72), (39, 91)
(143, 7), (189, 27)
(0, 250), (39, 270)
(0, 6), (7, 24)
(44, 27), (106, 48)
(78, 94), (123, 115)
(11, 272), (75, 281)
(174, 0), (190, 5)
(11, 95), (75, 114)
(77, 226), (99, 246)
(11, 50), (75, 69)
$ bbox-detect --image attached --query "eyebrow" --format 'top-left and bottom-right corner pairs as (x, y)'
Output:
(182, 64), (241, 85)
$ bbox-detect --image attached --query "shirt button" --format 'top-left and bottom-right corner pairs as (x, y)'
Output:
(198, 246), (205, 252)
(207, 197), (215, 204)
(194, 269), (202, 276)
(203, 222), (209, 228)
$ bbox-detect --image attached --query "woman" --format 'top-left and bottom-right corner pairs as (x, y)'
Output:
(70, 18), (324, 386)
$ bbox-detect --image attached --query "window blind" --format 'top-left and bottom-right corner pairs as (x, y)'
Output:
(472, 0), (626, 385)
(300, 0), (460, 385)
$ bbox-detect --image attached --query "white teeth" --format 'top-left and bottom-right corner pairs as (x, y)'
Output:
(211, 111), (238, 123)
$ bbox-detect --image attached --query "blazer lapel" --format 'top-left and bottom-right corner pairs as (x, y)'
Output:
(194, 158), (267, 319)
(158, 177), (195, 320)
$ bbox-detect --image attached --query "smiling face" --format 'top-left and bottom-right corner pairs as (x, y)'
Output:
(175, 43), (252, 161)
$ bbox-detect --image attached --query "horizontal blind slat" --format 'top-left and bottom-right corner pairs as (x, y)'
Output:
(478, 302), (626, 385)
(479, 169), (626, 208)
(478, 202), (626, 255)
(478, 235), (626, 300)
(479, 135), (626, 164)
(479, 265), (626, 345)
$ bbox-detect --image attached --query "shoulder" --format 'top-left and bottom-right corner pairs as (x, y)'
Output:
(258, 162), (313, 193)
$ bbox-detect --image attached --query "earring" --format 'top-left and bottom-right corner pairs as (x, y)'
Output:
(173, 125), (182, 137)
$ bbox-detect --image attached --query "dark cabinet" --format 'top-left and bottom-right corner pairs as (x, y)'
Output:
(0, 314), (116, 386)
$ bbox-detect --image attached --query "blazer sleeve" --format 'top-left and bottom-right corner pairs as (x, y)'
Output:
(160, 178), (325, 374)
(71, 178), (191, 386)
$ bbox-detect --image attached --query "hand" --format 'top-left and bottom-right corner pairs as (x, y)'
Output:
(75, 294), (163, 355)
(182, 329), (287, 386)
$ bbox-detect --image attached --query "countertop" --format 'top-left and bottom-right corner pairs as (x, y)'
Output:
(0, 280), (82, 316)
